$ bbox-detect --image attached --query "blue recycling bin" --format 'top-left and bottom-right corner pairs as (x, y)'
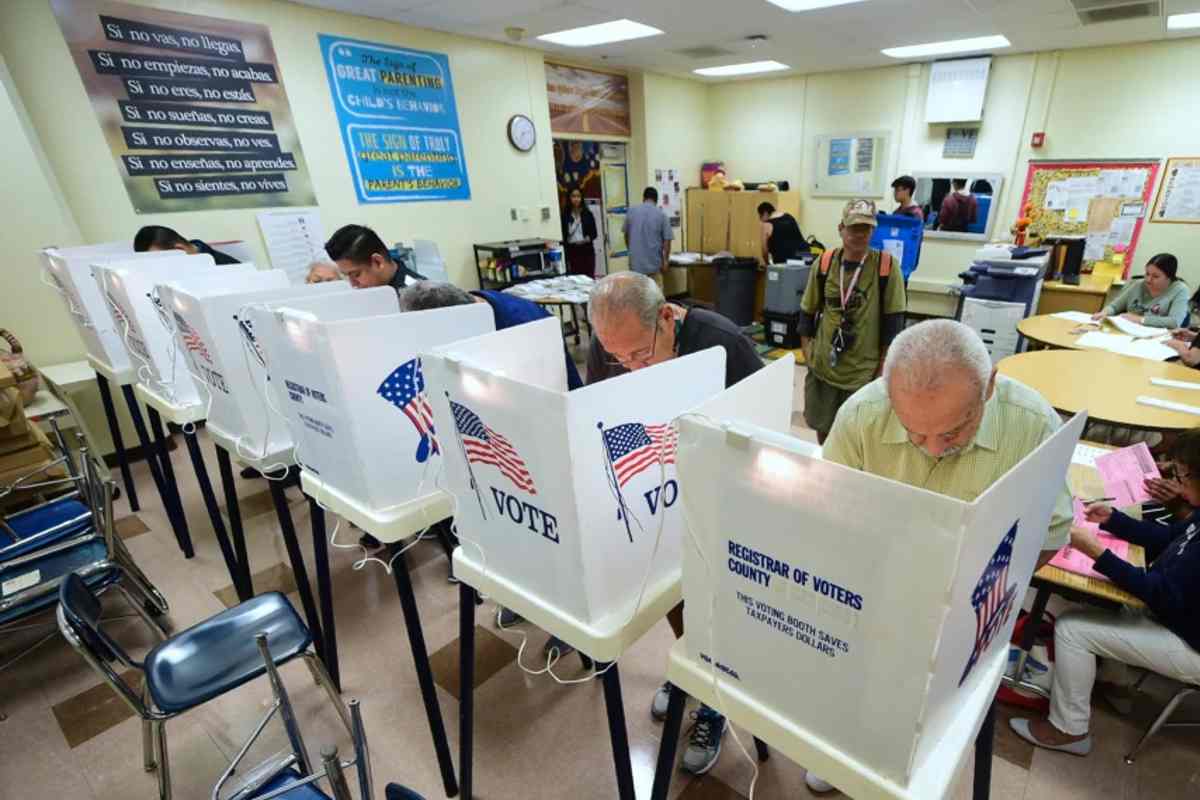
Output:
(871, 213), (924, 281)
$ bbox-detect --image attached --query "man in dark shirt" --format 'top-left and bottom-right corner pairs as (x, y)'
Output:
(586, 273), (763, 388)
(133, 225), (240, 265)
(937, 178), (978, 232)
(587, 271), (763, 777)
(890, 175), (924, 222)
(324, 224), (409, 290)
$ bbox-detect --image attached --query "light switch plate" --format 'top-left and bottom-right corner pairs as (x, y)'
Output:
(540, 205), (552, 222)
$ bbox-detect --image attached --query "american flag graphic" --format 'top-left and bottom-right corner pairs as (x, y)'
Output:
(173, 313), (212, 364)
(450, 401), (536, 494)
(601, 422), (678, 488)
(377, 358), (439, 463)
(235, 315), (267, 367)
(959, 523), (1020, 687)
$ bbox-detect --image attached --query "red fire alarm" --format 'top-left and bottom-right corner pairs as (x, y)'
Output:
(1031, 131), (1045, 148)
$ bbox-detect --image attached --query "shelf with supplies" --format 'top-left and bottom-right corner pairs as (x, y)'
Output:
(473, 239), (565, 290)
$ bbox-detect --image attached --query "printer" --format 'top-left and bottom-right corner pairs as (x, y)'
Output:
(956, 245), (1050, 364)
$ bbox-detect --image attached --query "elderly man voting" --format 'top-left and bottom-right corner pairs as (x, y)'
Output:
(1011, 427), (1200, 758)
(806, 319), (1073, 794)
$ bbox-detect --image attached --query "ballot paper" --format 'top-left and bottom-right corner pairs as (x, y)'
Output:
(1049, 497), (1131, 581)
(1075, 331), (1176, 362)
(1108, 315), (1168, 339)
(1095, 443), (1159, 507)
(1071, 443), (1109, 468)
(1051, 311), (1096, 325)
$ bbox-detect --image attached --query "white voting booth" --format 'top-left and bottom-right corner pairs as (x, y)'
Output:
(424, 317), (727, 635)
(264, 293), (494, 529)
(40, 245), (185, 379)
(93, 257), (250, 407)
(674, 405), (1086, 798)
(158, 274), (346, 465)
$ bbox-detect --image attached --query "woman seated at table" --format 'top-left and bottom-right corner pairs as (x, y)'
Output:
(1092, 253), (1189, 329)
(1011, 427), (1200, 755)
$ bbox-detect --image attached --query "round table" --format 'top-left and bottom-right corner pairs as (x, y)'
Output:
(1017, 314), (1098, 350)
(997, 349), (1200, 431)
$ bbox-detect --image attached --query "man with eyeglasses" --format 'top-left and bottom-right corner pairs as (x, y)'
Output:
(586, 271), (763, 777)
(586, 271), (763, 387)
(804, 319), (1071, 794)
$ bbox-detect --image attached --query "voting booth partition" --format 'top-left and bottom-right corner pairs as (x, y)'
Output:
(423, 316), (726, 632)
(158, 274), (347, 465)
(260, 292), (496, 520)
(40, 244), (174, 376)
(675, 411), (1087, 795)
(92, 256), (247, 407)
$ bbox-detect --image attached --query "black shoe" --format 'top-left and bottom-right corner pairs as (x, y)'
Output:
(385, 784), (427, 800)
(239, 466), (263, 479)
(359, 533), (383, 550)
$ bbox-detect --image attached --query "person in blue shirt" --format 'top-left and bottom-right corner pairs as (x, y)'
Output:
(1011, 427), (1200, 756)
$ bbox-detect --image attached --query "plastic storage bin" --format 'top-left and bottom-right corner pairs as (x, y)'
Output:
(871, 213), (924, 281)
(762, 310), (803, 349)
(714, 257), (759, 327)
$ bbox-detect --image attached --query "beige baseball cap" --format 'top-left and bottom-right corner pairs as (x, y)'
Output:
(841, 198), (879, 227)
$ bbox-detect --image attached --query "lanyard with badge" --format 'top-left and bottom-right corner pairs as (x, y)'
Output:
(830, 259), (863, 367)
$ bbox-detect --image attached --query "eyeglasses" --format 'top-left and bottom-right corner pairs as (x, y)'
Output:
(604, 306), (663, 367)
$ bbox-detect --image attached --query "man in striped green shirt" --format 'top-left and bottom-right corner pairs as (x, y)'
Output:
(823, 319), (1072, 554)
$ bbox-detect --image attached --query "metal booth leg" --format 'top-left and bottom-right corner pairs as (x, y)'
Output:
(459, 582), (476, 799)
(307, 498), (340, 691)
(973, 700), (997, 800)
(182, 432), (243, 596)
(599, 662), (637, 800)
(214, 446), (253, 600)
(650, 683), (687, 800)
(266, 476), (327, 665)
(95, 374), (139, 511)
(390, 543), (458, 797)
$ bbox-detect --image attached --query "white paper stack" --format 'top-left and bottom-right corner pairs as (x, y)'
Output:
(1107, 315), (1169, 339)
(1075, 331), (1176, 362)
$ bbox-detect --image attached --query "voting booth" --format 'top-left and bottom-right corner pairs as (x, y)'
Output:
(266, 296), (495, 519)
(674, 410), (1086, 795)
(424, 317), (726, 630)
(40, 245), (181, 377)
(158, 274), (346, 464)
(93, 256), (248, 406)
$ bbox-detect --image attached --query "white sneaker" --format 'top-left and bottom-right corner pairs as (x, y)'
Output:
(805, 772), (836, 794)
(651, 682), (673, 721)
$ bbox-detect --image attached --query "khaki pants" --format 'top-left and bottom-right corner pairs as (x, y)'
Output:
(1049, 607), (1200, 735)
(803, 372), (858, 440)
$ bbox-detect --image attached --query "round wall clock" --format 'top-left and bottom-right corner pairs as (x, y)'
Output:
(507, 114), (537, 152)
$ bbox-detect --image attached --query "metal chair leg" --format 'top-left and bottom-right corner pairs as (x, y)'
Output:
(154, 720), (171, 800)
(1126, 687), (1196, 764)
(301, 651), (354, 737)
(141, 680), (156, 773)
(116, 583), (169, 641)
(258, 634), (313, 776)
(95, 375), (139, 512)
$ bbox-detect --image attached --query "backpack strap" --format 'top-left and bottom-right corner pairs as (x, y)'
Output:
(816, 249), (837, 313)
(878, 252), (892, 331)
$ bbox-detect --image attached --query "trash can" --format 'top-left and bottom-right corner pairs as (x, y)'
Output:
(714, 257), (759, 327)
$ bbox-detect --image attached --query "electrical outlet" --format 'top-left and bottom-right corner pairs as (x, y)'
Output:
(540, 205), (552, 222)
(510, 208), (519, 221)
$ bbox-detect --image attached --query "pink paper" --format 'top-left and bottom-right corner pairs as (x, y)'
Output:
(1095, 443), (1160, 507)
(1052, 498), (1132, 580)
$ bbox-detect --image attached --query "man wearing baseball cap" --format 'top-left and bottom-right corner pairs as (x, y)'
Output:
(799, 199), (907, 444)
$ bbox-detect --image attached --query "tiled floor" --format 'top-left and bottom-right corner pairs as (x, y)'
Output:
(2, 362), (1199, 798)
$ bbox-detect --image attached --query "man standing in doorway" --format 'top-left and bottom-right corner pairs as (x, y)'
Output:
(623, 187), (673, 287)
(800, 199), (907, 444)
(938, 178), (978, 232)
(891, 175), (924, 222)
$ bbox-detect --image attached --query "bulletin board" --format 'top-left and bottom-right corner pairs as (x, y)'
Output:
(1151, 157), (1200, 224)
(1018, 159), (1160, 277)
(811, 131), (890, 198)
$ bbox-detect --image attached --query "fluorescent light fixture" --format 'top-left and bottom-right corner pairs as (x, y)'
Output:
(766, 0), (869, 11)
(1168, 12), (1200, 29)
(537, 19), (663, 47)
(694, 60), (790, 77)
(882, 34), (1010, 59)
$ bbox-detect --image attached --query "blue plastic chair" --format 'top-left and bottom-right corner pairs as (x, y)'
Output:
(58, 574), (350, 800)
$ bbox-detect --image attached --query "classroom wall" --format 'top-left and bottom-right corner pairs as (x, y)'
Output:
(707, 37), (1200, 302)
(0, 0), (562, 299)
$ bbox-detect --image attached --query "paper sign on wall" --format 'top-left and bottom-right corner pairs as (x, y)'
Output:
(318, 34), (470, 204)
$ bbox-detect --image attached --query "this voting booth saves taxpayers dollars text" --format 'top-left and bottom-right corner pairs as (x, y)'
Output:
(40, 245), (181, 375)
(246, 288), (399, 458)
(94, 256), (250, 406)
(265, 294), (494, 515)
(423, 317), (725, 630)
(158, 274), (347, 463)
(676, 411), (1086, 791)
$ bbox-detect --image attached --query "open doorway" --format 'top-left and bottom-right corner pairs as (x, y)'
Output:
(554, 139), (629, 278)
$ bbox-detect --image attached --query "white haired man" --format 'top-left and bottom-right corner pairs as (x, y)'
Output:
(804, 319), (1073, 794)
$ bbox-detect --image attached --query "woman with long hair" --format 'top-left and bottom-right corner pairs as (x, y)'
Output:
(561, 186), (598, 278)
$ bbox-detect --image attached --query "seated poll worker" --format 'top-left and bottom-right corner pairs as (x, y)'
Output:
(305, 261), (342, 284)
(1092, 253), (1188, 329)
(808, 319), (1073, 793)
(133, 225), (240, 265)
(1011, 428), (1200, 757)
(324, 224), (411, 290)
(588, 271), (764, 776)
(800, 199), (908, 445)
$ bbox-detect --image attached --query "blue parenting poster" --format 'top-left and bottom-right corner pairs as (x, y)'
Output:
(318, 34), (470, 203)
